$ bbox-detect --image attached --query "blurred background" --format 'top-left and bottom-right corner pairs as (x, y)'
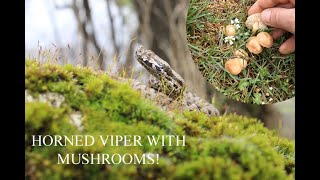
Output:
(25, 0), (294, 139)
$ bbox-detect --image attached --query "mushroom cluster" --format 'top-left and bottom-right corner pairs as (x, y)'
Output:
(245, 13), (273, 54)
(223, 13), (273, 75)
(246, 31), (273, 54)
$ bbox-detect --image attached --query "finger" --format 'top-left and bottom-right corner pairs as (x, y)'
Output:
(261, 8), (295, 34)
(277, 3), (295, 8)
(271, 29), (286, 39)
(279, 35), (295, 54)
(248, 0), (295, 15)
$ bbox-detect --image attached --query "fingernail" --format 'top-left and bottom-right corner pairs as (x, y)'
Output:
(261, 9), (271, 24)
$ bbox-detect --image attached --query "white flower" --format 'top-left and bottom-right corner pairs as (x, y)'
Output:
(235, 18), (239, 23)
(236, 24), (241, 29)
(231, 19), (234, 24)
(269, 87), (273, 90)
(224, 37), (229, 43)
(224, 36), (236, 45)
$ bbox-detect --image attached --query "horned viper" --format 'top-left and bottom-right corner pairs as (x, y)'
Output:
(134, 46), (219, 116)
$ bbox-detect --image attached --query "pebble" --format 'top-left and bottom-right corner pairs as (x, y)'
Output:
(186, 104), (199, 111)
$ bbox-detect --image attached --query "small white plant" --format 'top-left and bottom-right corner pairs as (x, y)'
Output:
(224, 36), (236, 45)
(231, 18), (241, 29)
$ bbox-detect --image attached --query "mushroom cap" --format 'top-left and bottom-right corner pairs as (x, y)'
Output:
(246, 36), (263, 54)
(225, 25), (236, 36)
(257, 32), (273, 48)
(225, 58), (247, 75)
(233, 49), (249, 59)
(245, 13), (268, 31)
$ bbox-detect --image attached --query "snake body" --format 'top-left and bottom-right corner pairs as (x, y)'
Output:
(135, 46), (219, 116)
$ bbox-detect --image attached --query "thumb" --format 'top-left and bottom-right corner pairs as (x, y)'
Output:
(261, 8), (295, 34)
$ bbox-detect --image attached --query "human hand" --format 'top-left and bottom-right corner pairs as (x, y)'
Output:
(248, 0), (295, 54)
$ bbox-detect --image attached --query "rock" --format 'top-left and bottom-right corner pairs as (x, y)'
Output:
(69, 112), (83, 131)
(25, 90), (65, 108)
(25, 89), (84, 130)
(25, 90), (34, 102)
(38, 92), (65, 108)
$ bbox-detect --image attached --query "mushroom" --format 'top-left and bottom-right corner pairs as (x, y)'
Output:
(245, 13), (268, 33)
(225, 58), (247, 75)
(225, 25), (236, 36)
(233, 49), (249, 59)
(246, 37), (263, 54)
(256, 32), (273, 48)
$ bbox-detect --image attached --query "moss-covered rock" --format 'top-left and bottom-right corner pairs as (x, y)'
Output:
(25, 60), (294, 179)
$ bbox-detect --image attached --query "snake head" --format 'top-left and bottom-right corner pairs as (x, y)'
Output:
(135, 45), (170, 77)
(135, 45), (186, 99)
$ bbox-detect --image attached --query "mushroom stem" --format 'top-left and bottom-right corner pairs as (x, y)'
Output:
(252, 22), (259, 34)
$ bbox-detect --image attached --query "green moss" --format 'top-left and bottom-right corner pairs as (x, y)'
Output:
(25, 60), (294, 179)
(173, 157), (244, 180)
